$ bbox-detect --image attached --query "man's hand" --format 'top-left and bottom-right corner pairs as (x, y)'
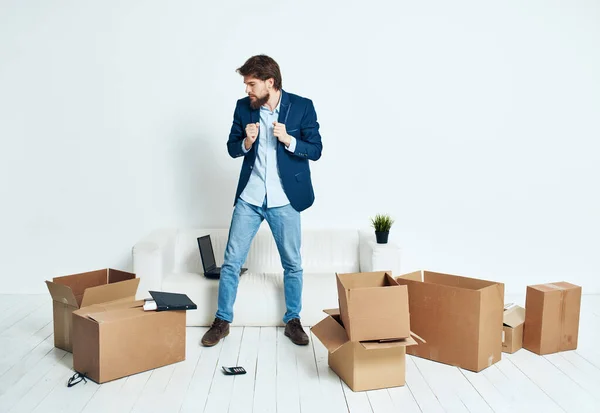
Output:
(273, 121), (292, 147)
(244, 122), (259, 150)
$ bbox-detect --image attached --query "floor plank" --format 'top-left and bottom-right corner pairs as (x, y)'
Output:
(294, 325), (322, 413)
(310, 330), (348, 413)
(0, 344), (67, 412)
(252, 327), (277, 413)
(202, 326), (244, 413)
(179, 332), (225, 412)
(387, 384), (422, 413)
(491, 357), (564, 412)
(404, 356), (444, 413)
(275, 326), (301, 413)
(506, 348), (597, 413)
(228, 327), (260, 413)
(342, 380), (373, 413)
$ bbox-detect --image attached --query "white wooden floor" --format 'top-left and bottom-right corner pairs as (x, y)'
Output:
(0, 294), (599, 413)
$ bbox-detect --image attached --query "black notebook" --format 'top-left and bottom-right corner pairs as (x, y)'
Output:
(148, 291), (197, 311)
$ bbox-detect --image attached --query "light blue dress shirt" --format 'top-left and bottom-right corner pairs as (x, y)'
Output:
(240, 95), (297, 208)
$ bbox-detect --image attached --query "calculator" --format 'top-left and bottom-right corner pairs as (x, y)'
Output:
(222, 366), (247, 375)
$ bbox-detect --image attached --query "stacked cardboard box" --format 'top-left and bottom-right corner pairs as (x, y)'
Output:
(312, 271), (417, 391)
(395, 270), (505, 372)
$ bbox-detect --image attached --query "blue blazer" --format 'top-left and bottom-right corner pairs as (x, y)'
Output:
(227, 90), (323, 212)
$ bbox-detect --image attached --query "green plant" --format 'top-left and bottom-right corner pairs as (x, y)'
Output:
(370, 213), (394, 232)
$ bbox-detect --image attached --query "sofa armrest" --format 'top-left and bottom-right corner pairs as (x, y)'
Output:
(359, 231), (402, 276)
(132, 229), (177, 299)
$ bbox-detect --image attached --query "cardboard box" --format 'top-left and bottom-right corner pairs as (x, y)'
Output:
(502, 304), (525, 353)
(523, 282), (582, 355)
(72, 300), (186, 383)
(311, 309), (417, 392)
(45, 268), (139, 352)
(336, 271), (410, 342)
(395, 270), (504, 372)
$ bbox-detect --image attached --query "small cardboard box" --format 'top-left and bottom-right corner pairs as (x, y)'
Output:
(336, 271), (410, 342)
(311, 309), (417, 392)
(45, 268), (139, 352)
(395, 270), (504, 372)
(72, 300), (186, 384)
(502, 304), (525, 353)
(523, 282), (582, 355)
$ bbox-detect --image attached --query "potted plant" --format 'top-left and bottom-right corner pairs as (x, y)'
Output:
(370, 213), (394, 244)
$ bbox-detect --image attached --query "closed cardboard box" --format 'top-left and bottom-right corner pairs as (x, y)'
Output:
(72, 300), (186, 383)
(45, 268), (139, 352)
(336, 271), (410, 342)
(502, 304), (525, 354)
(523, 282), (581, 355)
(396, 270), (504, 372)
(311, 309), (416, 392)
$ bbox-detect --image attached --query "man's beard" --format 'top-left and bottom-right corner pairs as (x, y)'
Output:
(249, 92), (269, 110)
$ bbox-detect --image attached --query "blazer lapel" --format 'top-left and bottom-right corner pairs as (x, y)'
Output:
(278, 90), (291, 124)
(250, 107), (259, 125)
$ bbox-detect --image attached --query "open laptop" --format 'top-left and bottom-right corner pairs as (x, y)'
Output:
(197, 235), (247, 279)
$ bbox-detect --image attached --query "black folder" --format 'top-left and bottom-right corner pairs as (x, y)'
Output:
(148, 291), (197, 311)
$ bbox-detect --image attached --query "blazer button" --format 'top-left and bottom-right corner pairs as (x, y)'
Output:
(250, 165), (253, 170)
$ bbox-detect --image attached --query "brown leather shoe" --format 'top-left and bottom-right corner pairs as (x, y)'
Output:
(201, 317), (230, 347)
(285, 318), (309, 346)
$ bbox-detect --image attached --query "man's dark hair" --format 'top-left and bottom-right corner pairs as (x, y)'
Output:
(236, 55), (282, 90)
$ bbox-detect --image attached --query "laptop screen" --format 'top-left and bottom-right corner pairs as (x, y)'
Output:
(197, 235), (216, 271)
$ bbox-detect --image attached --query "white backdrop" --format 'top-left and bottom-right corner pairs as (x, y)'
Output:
(1, 0), (599, 294)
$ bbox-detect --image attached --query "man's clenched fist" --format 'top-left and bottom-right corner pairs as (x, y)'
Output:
(244, 122), (259, 150)
(273, 121), (292, 147)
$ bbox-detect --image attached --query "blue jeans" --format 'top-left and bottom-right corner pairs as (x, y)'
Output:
(215, 197), (303, 324)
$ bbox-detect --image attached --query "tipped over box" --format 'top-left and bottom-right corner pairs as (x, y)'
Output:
(502, 304), (525, 353)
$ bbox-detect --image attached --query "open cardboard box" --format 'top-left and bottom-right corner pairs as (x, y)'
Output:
(45, 268), (139, 352)
(395, 270), (504, 372)
(312, 309), (417, 392)
(502, 303), (525, 353)
(72, 299), (186, 384)
(336, 271), (410, 342)
(523, 282), (581, 355)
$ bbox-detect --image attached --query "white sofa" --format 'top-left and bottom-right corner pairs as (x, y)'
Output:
(132, 226), (402, 326)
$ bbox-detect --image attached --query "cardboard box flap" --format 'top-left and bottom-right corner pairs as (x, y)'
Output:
(45, 281), (78, 307)
(396, 270), (423, 282)
(84, 304), (148, 324)
(107, 268), (136, 284)
(323, 308), (340, 316)
(81, 278), (140, 308)
(311, 314), (348, 353)
(360, 336), (418, 350)
(336, 271), (397, 289)
(503, 305), (526, 327)
(52, 269), (109, 299)
(74, 299), (144, 318)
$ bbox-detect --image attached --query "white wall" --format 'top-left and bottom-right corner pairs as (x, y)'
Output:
(1, 0), (599, 294)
